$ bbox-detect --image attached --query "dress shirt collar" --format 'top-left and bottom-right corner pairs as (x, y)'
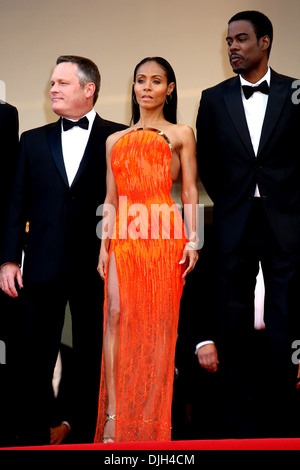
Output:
(61, 108), (96, 131)
(240, 66), (271, 88)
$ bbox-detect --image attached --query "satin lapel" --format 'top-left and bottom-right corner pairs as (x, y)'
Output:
(46, 119), (69, 187)
(71, 114), (107, 187)
(257, 70), (289, 157)
(224, 76), (255, 159)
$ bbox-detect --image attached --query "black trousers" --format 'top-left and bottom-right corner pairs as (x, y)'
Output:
(219, 200), (300, 438)
(14, 270), (104, 446)
(0, 291), (24, 447)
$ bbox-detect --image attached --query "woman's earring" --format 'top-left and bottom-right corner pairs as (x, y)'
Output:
(133, 94), (138, 105)
(165, 94), (172, 105)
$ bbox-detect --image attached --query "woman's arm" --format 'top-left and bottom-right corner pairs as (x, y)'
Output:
(178, 125), (200, 277)
(97, 134), (119, 280)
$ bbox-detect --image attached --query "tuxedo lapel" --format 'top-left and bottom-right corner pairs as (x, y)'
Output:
(224, 77), (255, 159)
(257, 69), (289, 157)
(46, 119), (69, 187)
(71, 114), (107, 187)
(46, 114), (109, 188)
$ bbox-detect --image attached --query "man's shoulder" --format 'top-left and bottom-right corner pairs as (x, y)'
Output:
(21, 120), (59, 138)
(202, 69), (299, 96)
(0, 101), (18, 116)
(95, 114), (128, 132)
(20, 115), (127, 140)
(202, 76), (238, 96)
(270, 68), (299, 84)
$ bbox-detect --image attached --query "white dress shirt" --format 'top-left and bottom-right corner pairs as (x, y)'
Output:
(240, 67), (270, 196)
(61, 109), (96, 186)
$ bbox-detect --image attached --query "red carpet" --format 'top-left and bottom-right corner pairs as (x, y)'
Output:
(3, 438), (300, 450)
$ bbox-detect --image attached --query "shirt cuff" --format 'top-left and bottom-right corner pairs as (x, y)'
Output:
(61, 421), (71, 429)
(195, 340), (214, 355)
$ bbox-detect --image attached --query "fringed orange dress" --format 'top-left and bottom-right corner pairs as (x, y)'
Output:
(94, 128), (187, 442)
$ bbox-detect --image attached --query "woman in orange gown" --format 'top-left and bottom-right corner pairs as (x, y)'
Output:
(94, 57), (199, 443)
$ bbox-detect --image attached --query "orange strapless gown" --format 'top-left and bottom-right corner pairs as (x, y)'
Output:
(94, 128), (187, 442)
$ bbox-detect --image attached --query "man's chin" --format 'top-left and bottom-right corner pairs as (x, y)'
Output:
(51, 106), (64, 117)
(231, 65), (245, 75)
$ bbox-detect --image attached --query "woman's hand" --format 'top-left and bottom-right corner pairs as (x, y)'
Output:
(97, 247), (109, 280)
(179, 245), (199, 278)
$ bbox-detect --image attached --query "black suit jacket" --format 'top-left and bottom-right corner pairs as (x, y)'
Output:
(0, 102), (19, 250)
(0, 114), (126, 284)
(178, 224), (218, 347)
(196, 69), (300, 254)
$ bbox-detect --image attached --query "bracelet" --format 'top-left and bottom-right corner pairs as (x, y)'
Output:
(186, 240), (199, 250)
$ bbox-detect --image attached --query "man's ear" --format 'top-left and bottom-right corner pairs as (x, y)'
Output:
(85, 82), (96, 100)
(260, 35), (270, 54)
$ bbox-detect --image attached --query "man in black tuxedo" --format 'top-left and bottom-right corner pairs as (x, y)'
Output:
(0, 56), (126, 445)
(0, 101), (19, 446)
(196, 11), (300, 438)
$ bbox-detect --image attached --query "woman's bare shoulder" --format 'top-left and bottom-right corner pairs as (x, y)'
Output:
(175, 123), (195, 138)
(165, 123), (195, 148)
(106, 127), (135, 150)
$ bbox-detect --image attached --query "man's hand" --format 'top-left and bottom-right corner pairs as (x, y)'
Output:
(197, 343), (219, 373)
(0, 263), (23, 298)
(50, 423), (71, 445)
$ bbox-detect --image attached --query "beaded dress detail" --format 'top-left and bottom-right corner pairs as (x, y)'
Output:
(94, 128), (187, 442)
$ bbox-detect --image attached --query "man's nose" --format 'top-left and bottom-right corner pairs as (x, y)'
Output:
(229, 40), (239, 52)
(50, 82), (59, 93)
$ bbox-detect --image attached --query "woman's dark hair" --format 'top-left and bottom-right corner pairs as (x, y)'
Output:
(131, 57), (177, 124)
(228, 11), (273, 57)
(56, 55), (101, 104)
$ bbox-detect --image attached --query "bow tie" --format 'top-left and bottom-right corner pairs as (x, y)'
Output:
(62, 116), (89, 131)
(242, 80), (269, 100)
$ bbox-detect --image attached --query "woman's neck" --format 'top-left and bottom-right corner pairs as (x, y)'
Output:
(136, 108), (167, 129)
